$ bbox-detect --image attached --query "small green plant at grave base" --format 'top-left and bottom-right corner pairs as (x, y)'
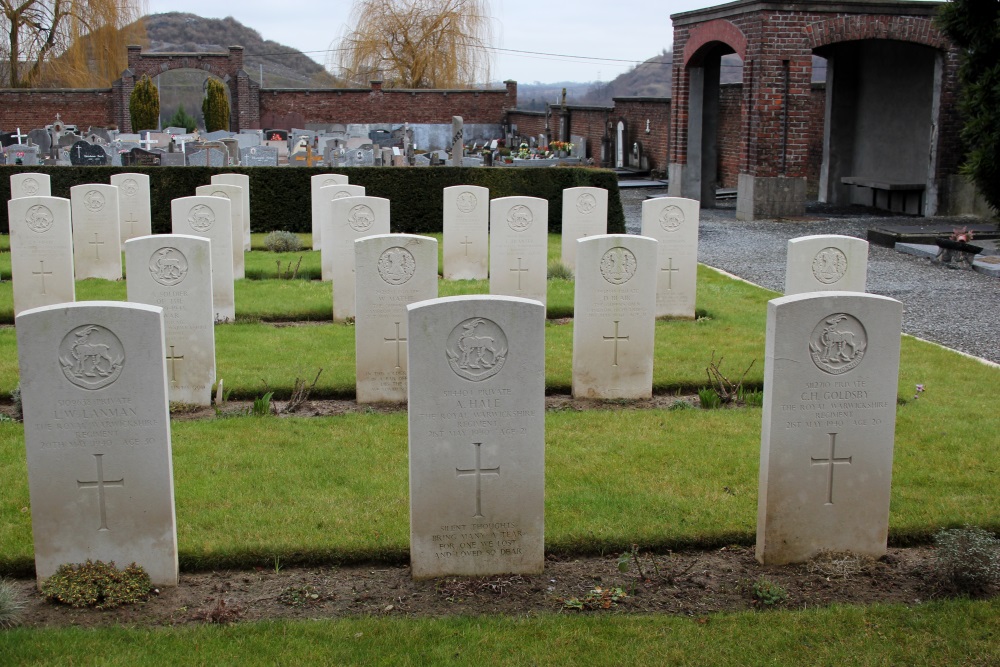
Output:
(264, 230), (304, 253)
(562, 586), (628, 611)
(737, 386), (764, 408)
(41, 560), (152, 610)
(705, 350), (757, 405)
(547, 260), (573, 280)
(933, 526), (1000, 595)
(9, 383), (21, 421)
(194, 598), (242, 624)
(275, 257), (304, 280)
(251, 391), (274, 417)
(0, 578), (24, 628)
(751, 577), (788, 607)
(278, 585), (323, 607)
(698, 387), (722, 410)
(668, 400), (696, 411)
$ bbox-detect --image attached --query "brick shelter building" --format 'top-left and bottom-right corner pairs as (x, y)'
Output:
(668, 0), (962, 219)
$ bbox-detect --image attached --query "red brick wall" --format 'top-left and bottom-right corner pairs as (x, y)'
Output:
(564, 107), (611, 164)
(718, 84), (742, 188)
(613, 98), (671, 175)
(258, 82), (515, 126)
(506, 110), (546, 143)
(0, 89), (115, 130)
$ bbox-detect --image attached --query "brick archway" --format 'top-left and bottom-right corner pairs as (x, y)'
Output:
(683, 19), (747, 66)
(806, 15), (949, 51)
(113, 45), (260, 132)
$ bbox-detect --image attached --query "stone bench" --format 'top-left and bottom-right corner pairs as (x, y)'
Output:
(841, 176), (925, 215)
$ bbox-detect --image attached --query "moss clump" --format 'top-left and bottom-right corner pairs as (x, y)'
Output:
(42, 560), (152, 610)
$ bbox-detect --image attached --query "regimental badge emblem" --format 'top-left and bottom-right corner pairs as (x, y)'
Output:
(507, 205), (532, 232)
(120, 178), (138, 198)
(600, 246), (637, 285)
(323, 178), (337, 187)
(59, 325), (125, 390)
(812, 247), (849, 285)
(348, 204), (375, 232)
(25, 205), (53, 233)
(377, 246), (416, 285)
(149, 247), (189, 286)
(659, 205), (684, 232)
(21, 177), (39, 196)
(456, 191), (478, 214)
(446, 317), (508, 382)
(84, 190), (105, 213)
(211, 190), (230, 200)
(576, 192), (597, 215)
(809, 313), (868, 375)
(188, 205), (215, 232)
(331, 190), (352, 199)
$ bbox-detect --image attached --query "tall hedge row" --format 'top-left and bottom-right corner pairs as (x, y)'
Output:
(0, 166), (626, 235)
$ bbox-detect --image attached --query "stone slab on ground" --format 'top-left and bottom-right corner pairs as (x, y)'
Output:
(895, 242), (1000, 278)
(867, 223), (1000, 248)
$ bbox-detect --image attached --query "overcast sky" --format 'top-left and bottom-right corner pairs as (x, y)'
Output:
(145, 0), (719, 84)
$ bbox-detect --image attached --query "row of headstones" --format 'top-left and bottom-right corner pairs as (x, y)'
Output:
(15, 287), (901, 586)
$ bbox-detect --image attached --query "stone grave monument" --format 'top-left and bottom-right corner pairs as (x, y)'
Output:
(561, 187), (609, 272)
(171, 196), (235, 322)
(572, 235), (658, 399)
(641, 196), (700, 319)
(489, 196), (548, 305)
(16, 301), (178, 586)
(195, 184), (246, 279)
(785, 235), (869, 295)
(407, 295), (545, 579)
(354, 234), (438, 403)
(318, 184), (366, 271)
(328, 196), (390, 321)
(311, 174), (350, 250)
(70, 184), (121, 281)
(10, 173), (51, 199)
(211, 174), (252, 252)
(443, 185), (489, 280)
(126, 235), (216, 406)
(8, 196), (74, 316)
(756, 291), (902, 565)
(110, 173), (152, 244)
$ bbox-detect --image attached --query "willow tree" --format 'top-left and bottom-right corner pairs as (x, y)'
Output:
(0, 0), (147, 88)
(330, 0), (494, 88)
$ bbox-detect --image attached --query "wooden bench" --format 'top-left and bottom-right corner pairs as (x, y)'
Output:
(841, 176), (925, 215)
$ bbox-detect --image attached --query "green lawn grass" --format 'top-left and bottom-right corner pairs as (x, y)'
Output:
(1, 600), (997, 666)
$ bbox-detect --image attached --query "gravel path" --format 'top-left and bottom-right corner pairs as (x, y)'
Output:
(620, 187), (1000, 365)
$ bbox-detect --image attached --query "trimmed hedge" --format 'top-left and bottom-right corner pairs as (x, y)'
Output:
(0, 165), (626, 235)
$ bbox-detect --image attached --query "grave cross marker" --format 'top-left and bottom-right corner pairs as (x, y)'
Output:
(602, 320), (630, 367)
(123, 212), (139, 235)
(32, 261), (53, 294)
(510, 257), (528, 291)
(89, 232), (105, 260)
(384, 322), (408, 370)
(811, 433), (853, 505)
(661, 257), (679, 290)
(77, 453), (125, 531)
(166, 346), (184, 387)
(138, 135), (159, 151)
(455, 442), (500, 519)
(13, 127), (27, 143)
(292, 145), (323, 167)
(461, 236), (473, 256)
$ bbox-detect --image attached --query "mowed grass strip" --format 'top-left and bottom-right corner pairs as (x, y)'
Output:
(1, 600), (997, 666)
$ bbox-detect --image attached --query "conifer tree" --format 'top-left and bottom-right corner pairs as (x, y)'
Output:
(129, 74), (160, 132)
(202, 79), (230, 133)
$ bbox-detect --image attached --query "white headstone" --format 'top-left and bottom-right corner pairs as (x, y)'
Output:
(756, 291), (902, 565)
(195, 184), (245, 280)
(8, 196), (74, 316)
(443, 185), (489, 280)
(407, 295), (545, 579)
(171, 196), (235, 322)
(16, 301), (178, 586)
(70, 184), (122, 281)
(641, 197), (700, 319)
(354, 234), (438, 403)
(126, 235), (216, 406)
(319, 185), (367, 281)
(327, 196), (390, 321)
(310, 174), (350, 250)
(489, 196), (548, 305)
(110, 173), (152, 244)
(10, 173), (51, 199)
(451, 116), (464, 167)
(572, 235), (658, 399)
(561, 187), (609, 272)
(211, 174), (252, 252)
(785, 235), (869, 295)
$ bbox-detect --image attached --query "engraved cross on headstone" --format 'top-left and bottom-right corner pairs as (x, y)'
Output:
(461, 236), (473, 257)
(77, 453), (124, 531)
(166, 345), (184, 387)
(32, 260), (53, 294)
(510, 257), (529, 291)
(89, 232), (105, 260)
(384, 322), (407, 370)
(602, 320), (630, 367)
(455, 442), (500, 519)
(661, 257), (679, 290)
(811, 432), (853, 505)
(124, 212), (139, 236)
